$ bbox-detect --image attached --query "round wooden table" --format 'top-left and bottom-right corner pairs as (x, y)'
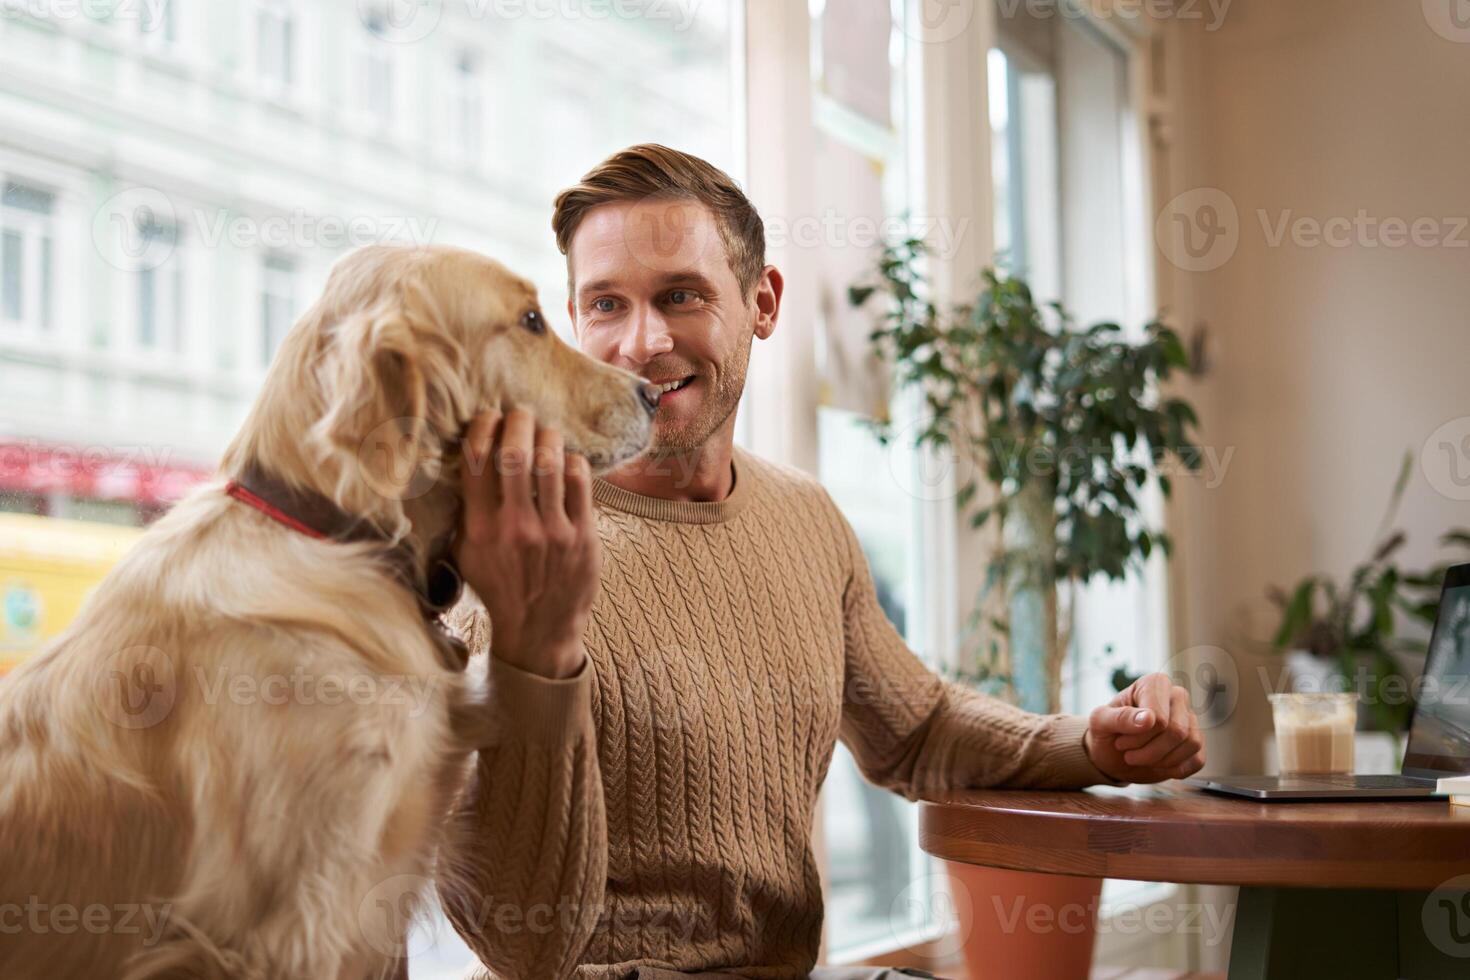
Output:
(919, 782), (1470, 980)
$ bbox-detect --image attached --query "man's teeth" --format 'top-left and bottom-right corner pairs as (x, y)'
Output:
(655, 377), (692, 394)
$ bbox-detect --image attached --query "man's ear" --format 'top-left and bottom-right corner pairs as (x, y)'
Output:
(566, 297), (577, 339)
(753, 265), (783, 341)
(312, 299), (469, 510)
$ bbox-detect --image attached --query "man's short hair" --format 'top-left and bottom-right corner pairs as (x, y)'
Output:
(551, 144), (766, 297)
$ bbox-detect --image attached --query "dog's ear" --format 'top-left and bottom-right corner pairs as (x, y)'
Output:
(312, 297), (469, 514)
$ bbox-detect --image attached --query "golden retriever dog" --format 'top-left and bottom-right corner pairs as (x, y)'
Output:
(0, 244), (655, 979)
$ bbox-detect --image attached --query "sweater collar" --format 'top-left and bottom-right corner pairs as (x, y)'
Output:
(592, 446), (754, 525)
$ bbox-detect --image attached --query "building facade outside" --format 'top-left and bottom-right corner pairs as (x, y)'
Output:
(0, 0), (737, 681)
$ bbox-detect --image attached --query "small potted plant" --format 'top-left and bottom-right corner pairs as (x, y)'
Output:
(1268, 453), (1470, 763)
(851, 237), (1204, 980)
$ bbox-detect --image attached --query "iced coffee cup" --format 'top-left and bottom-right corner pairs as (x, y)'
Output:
(1269, 692), (1358, 775)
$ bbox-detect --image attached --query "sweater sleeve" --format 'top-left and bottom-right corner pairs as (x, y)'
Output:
(435, 599), (607, 980)
(831, 505), (1117, 799)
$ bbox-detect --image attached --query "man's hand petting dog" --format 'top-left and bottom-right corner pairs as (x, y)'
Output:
(1083, 672), (1206, 784)
(456, 408), (599, 680)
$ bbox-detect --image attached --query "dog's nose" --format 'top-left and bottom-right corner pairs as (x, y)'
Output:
(638, 382), (662, 415)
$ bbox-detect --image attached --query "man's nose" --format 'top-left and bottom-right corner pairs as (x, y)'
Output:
(618, 305), (675, 366)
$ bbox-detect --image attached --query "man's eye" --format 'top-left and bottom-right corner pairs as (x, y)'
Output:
(520, 310), (545, 334)
(593, 298), (617, 314)
(668, 290), (695, 305)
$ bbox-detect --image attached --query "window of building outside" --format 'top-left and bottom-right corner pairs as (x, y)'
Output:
(358, 8), (397, 127)
(134, 217), (184, 354)
(260, 254), (298, 369)
(0, 182), (55, 334)
(255, 0), (295, 91)
(449, 50), (485, 163)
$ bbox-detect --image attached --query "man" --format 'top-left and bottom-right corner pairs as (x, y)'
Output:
(442, 145), (1205, 980)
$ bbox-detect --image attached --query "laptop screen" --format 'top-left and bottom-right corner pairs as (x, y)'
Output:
(1403, 564), (1470, 777)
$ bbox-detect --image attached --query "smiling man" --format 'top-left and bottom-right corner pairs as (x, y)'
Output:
(441, 144), (1205, 980)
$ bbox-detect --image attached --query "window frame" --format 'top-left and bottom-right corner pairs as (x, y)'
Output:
(258, 252), (299, 371)
(0, 179), (59, 339)
(353, 9), (399, 132)
(446, 47), (487, 165)
(253, 0), (297, 96)
(125, 212), (188, 361)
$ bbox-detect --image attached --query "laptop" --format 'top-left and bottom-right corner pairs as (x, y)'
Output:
(1190, 561), (1470, 801)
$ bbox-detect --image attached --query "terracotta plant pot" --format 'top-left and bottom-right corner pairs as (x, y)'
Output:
(944, 862), (1102, 980)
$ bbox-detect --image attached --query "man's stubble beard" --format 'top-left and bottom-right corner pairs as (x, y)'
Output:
(645, 328), (755, 461)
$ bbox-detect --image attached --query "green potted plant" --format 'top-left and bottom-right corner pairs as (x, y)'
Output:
(851, 237), (1202, 712)
(850, 237), (1204, 980)
(1268, 452), (1470, 762)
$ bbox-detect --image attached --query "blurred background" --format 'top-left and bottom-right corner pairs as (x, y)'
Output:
(3, 0), (1469, 976)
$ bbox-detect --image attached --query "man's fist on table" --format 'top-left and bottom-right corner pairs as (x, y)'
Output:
(1083, 672), (1206, 784)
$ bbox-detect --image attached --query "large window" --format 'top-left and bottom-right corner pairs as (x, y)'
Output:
(807, 0), (944, 960)
(990, 2), (1176, 945)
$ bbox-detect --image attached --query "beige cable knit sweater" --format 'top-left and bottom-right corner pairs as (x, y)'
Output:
(439, 446), (1110, 979)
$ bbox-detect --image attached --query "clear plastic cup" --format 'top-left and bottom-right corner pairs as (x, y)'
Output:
(1269, 692), (1358, 775)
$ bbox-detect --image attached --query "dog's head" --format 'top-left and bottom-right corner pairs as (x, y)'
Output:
(225, 244), (656, 535)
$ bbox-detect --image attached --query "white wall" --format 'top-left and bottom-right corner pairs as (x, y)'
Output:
(1156, 0), (1470, 773)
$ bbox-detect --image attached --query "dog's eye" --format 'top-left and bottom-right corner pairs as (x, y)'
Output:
(520, 310), (545, 335)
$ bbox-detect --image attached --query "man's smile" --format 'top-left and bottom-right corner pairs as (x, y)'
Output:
(649, 374), (697, 400)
